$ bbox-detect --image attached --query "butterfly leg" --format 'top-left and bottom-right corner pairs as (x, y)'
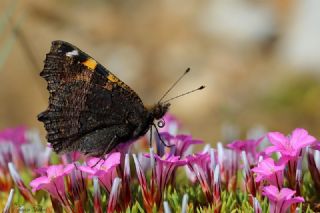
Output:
(91, 135), (118, 168)
(149, 125), (153, 148)
(153, 124), (174, 148)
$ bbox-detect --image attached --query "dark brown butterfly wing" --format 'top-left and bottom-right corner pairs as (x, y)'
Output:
(38, 40), (147, 156)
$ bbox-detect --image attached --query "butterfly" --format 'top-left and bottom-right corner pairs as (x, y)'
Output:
(38, 40), (204, 157)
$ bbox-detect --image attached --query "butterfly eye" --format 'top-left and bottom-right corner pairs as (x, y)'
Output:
(157, 119), (166, 128)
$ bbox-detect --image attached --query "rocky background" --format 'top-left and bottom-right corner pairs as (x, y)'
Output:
(1, 0), (320, 144)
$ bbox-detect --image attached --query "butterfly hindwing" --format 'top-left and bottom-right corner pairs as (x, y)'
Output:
(38, 40), (146, 155)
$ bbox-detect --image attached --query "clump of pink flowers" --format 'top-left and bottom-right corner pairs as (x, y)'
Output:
(1, 118), (320, 212)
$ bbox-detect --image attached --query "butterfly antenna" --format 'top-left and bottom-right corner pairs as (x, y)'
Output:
(158, 68), (191, 103)
(163, 85), (205, 103)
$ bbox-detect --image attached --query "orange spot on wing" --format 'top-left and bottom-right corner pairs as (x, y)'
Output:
(82, 58), (97, 70)
(107, 74), (119, 83)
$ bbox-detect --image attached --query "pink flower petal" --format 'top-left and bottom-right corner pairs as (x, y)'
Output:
(262, 185), (279, 201)
(78, 166), (96, 175)
(30, 176), (50, 191)
(311, 141), (320, 151)
(267, 132), (288, 148)
(282, 196), (305, 211)
(264, 146), (280, 155)
(291, 128), (316, 150)
(278, 188), (296, 200)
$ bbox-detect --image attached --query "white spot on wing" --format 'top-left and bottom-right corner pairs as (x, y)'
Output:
(66, 50), (79, 57)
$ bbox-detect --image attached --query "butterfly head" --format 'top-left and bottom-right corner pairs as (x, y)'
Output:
(150, 102), (171, 120)
(148, 68), (204, 127)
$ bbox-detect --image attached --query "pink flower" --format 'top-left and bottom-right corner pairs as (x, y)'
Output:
(262, 185), (304, 213)
(78, 153), (121, 193)
(0, 126), (27, 147)
(30, 164), (74, 209)
(32, 163), (88, 212)
(133, 149), (186, 212)
(311, 141), (320, 151)
(160, 133), (203, 157)
(90, 153), (131, 212)
(78, 153), (120, 177)
(251, 158), (285, 188)
(152, 153), (186, 194)
(265, 128), (316, 161)
(265, 128), (316, 189)
(227, 137), (264, 164)
(186, 149), (221, 206)
(186, 152), (210, 170)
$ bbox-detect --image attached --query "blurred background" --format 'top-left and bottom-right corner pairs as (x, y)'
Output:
(1, 0), (320, 144)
